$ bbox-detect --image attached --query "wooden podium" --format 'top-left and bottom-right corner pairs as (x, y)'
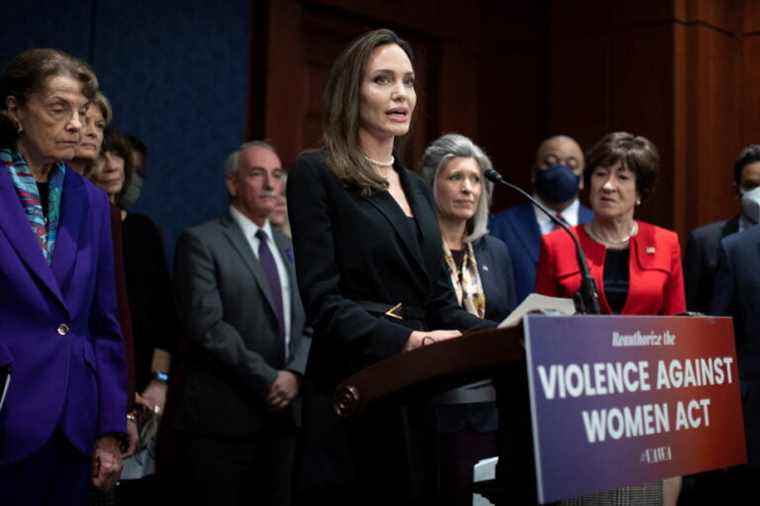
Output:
(333, 325), (524, 417)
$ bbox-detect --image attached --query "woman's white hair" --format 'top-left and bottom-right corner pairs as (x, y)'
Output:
(420, 133), (494, 243)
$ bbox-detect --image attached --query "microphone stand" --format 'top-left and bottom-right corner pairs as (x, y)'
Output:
(485, 169), (601, 314)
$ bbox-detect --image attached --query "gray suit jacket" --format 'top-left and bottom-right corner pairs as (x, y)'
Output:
(173, 212), (310, 437)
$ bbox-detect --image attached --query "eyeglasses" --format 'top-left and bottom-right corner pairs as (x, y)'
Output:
(27, 92), (89, 126)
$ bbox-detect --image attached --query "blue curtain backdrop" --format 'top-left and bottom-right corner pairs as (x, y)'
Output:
(0, 0), (250, 264)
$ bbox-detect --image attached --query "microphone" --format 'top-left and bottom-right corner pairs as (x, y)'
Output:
(485, 169), (601, 314)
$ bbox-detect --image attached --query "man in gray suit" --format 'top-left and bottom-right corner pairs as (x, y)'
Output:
(173, 141), (310, 506)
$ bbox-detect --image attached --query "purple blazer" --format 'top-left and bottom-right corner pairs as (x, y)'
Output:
(0, 165), (127, 464)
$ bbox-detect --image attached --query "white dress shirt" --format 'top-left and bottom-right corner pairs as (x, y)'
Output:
(533, 196), (581, 235)
(229, 205), (292, 358)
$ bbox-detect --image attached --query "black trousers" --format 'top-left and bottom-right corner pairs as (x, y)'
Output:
(293, 391), (433, 506)
(175, 420), (296, 506)
(495, 361), (539, 505)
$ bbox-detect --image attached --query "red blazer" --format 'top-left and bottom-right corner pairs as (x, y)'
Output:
(535, 221), (685, 315)
(110, 205), (135, 403)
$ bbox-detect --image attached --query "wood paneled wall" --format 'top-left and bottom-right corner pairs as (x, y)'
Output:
(548, 0), (760, 240)
(477, 3), (548, 210)
(254, 0), (485, 169)
(251, 0), (760, 242)
(742, 2), (760, 150)
(250, 0), (547, 195)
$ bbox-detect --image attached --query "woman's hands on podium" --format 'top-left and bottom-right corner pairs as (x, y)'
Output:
(405, 330), (461, 352)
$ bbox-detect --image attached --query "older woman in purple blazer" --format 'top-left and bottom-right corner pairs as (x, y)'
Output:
(0, 49), (127, 505)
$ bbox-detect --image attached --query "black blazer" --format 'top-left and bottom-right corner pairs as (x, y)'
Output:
(288, 150), (492, 389)
(287, 151), (494, 498)
(684, 216), (740, 313)
(474, 235), (517, 323)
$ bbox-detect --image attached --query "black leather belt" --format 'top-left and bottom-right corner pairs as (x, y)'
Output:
(357, 301), (426, 321)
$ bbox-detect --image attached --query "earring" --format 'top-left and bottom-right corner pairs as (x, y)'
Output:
(636, 198), (641, 205)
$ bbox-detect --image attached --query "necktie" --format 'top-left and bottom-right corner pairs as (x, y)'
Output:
(552, 212), (568, 231)
(256, 230), (285, 346)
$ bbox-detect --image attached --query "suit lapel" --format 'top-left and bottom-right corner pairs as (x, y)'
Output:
(273, 231), (304, 357)
(362, 168), (429, 283)
(723, 216), (740, 238)
(577, 226), (611, 313)
(220, 214), (277, 312)
(404, 175), (438, 285)
(272, 230), (298, 311)
(578, 204), (594, 225)
(0, 168), (66, 306)
(51, 170), (87, 298)
(511, 202), (542, 262)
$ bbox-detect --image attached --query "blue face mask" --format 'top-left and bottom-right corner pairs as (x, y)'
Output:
(534, 163), (580, 204)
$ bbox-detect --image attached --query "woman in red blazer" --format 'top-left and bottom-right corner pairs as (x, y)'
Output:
(536, 219), (685, 316)
(536, 132), (685, 506)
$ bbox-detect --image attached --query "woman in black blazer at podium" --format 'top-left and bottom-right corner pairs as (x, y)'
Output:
(287, 29), (493, 505)
(420, 133), (517, 505)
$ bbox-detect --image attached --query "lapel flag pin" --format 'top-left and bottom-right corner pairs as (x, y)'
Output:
(646, 246), (656, 255)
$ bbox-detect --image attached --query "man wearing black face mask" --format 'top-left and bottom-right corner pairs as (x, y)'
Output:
(489, 135), (593, 304)
(684, 144), (760, 314)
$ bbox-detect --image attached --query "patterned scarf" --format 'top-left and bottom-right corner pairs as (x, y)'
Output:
(1, 148), (66, 264)
(443, 240), (486, 319)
